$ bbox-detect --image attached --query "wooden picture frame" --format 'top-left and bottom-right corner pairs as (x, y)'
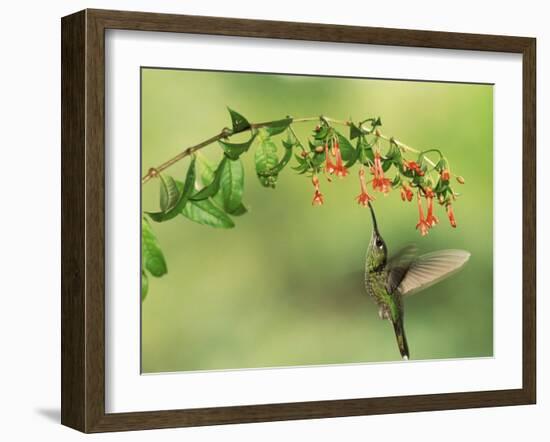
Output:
(61, 8), (536, 433)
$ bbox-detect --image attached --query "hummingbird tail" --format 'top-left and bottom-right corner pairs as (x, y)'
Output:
(392, 320), (410, 360)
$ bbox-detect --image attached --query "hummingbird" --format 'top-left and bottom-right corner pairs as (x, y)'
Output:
(364, 201), (470, 360)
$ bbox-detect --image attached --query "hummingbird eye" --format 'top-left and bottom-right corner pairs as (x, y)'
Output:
(376, 238), (384, 249)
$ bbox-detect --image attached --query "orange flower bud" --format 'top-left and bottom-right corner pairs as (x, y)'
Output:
(400, 185), (413, 202)
(446, 204), (457, 228)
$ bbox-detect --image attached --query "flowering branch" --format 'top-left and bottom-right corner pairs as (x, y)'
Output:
(143, 116), (317, 184)
(141, 115), (441, 184)
(140, 108), (465, 300)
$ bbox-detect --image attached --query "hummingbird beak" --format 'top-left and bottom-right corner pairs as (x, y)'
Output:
(367, 201), (380, 236)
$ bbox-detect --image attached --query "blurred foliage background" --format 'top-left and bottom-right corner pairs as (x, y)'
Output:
(141, 68), (493, 373)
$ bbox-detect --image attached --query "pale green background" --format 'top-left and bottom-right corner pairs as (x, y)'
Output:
(141, 68), (493, 373)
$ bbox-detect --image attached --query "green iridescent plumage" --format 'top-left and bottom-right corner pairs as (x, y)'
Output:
(364, 202), (471, 360)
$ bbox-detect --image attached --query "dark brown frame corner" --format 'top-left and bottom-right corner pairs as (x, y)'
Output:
(61, 8), (536, 433)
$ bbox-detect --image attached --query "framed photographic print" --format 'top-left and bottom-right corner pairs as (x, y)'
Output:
(61, 9), (536, 433)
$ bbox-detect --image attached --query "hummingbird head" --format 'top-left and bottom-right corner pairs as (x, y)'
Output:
(367, 202), (388, 270)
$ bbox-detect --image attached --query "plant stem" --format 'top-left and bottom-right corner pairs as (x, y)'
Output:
(142, 117), (316, 184)
(287, 124), (315, 170)
(142, 131), (226, 184)
(142, 115), (438, 184)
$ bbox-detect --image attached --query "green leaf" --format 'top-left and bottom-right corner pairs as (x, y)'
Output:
(391, 174), (401, 187)
(227, 202), (248, 216)
(227, 107), (250, 132)
(258, 141), (294, 177)
(412, 174), (426, 187)
(313, 125), (329, 140)
(292, 153), (309, 174)
(159, 173), (180, 212)
(198, 155), (247, 214)
(282, 132), (295, 149)
(141, 270), (149, 301)
(358, 137), (374, 164)
(311, 151), (326, 168)
(417, 153), (429, 173)
(292, 161), (310, 174)
(345, 151), (359, 168)
(336, 131), (359, 168)
(386, 140), (403, 166)
(255, 136), (279, 188)
(181, 199), (235, 229)
(147, 157), (197, 222)
(335, 131), (356, 162)
(435, 157), (448, 171)
(382, 158), (393, 172)
(195, 154), (224, 208)
(142, 217), (167, 277)
(294, 153), (306, 165)
(220, 158), (245, 212)
(272, 143), (293, 173)
(265, 118), (293, 136)
(218, 132), (257, 160)
(191, 157), (228, 201)
(434, 179), (449, 194)
(349, 122), (363, 140)
(196, 153), (215, 185)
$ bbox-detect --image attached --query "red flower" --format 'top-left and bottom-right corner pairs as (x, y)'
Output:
(371, 152), (392, 194)
(324, 144), (336, 174)
(356, 168), (375, 207)
(403, 160), (425, 176)
(440, 169), (451, 181)
(311, 175), (324, 206)
(416, 192), (430, 236)
(424, 187), (439, 227)
(400, 184), (413, 202)
(446, 203), (457, 228)
(332, 140), (348, 177)
(423, 187), (435, 199)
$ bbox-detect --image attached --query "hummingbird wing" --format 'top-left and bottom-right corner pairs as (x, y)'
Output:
(386, 244), (418, 294)
(398, 249), (471, 296)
